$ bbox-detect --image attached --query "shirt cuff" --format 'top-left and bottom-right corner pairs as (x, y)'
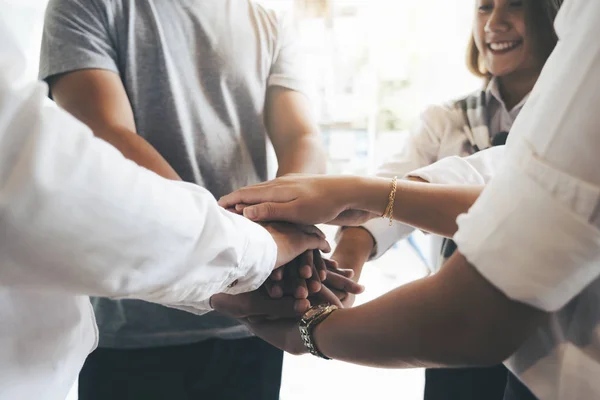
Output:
(362, 217), (415, 260)
(454, 160), (600, 312)
(222, 217), (278, 296)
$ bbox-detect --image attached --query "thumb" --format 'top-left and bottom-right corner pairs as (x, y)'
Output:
(243, 202), (299, 223)
(300, 233), (331, 254)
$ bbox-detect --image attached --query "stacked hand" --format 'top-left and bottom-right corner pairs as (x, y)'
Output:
(211, 198), (367, 356)
(211, 250), (364, 320)
(219, 175), (378, 226)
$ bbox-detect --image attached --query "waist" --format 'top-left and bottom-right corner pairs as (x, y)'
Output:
(92, 298), (253, 349)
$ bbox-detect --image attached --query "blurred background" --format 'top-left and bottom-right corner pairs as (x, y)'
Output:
(1, 0), (481, 398)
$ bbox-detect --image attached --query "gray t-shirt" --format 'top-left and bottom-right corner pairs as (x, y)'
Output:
(40, 0), (310, 348)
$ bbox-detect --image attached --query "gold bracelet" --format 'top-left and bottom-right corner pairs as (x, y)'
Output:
(382, 176), (397, 226)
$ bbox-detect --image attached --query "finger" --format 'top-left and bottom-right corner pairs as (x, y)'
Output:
(324, 270), (365, 295)
(225, 207), (241, 214)
(243, 201), (300, 223)
(296, 224), (326, 240)
(307, 251), (324, 294)
(314, 250), (327, 281)
(314, 286), (343, 308)
(289, 261), (309, 299)
(323, 258), (339, 270)
(302, 233), (331, 254)
(304, 250), (322, 294)
(307, 279), (321, 294)
(235, 203), (249, 213)
(264, 280), (283, 298)
(294, 298), (311, 314)
(270, 268), (284, 281)
(329, 267), (355, 279)
(298, 264), (312, 279)
(218, 186), (294, 210)
(329, 288), (347, 301)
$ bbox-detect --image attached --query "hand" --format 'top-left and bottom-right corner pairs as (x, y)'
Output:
(261, 222), (331, 269)
(265, 253), (365, 307)
(265, 250), (324, 300)
(310, 264), (365, 308)
(326, 227), (374, 307)
(210, 289), (310, 320)
(242, 318), (307, 356)
(218, 175), (377, 226)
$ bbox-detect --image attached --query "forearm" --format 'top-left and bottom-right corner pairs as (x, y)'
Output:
(87, 124), (181, 180)
(350, 177), (483, 238)
(0, 83), (275, 303)
(332, 227), (375, 279)
(313, 252), (545, 368)
(276, 135), (326, 176)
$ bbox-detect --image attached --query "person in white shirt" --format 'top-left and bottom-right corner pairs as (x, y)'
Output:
(219, 0), (600, 398)
(0, 19), (345, 400)
(334, 1), (562, 397)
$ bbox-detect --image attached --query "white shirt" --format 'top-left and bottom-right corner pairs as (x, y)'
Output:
(0, 21), (276, 400)
(443, 0), (600, 398)
(363, 79), (527, 271)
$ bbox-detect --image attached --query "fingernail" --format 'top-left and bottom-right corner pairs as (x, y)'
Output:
(244, 207), (256, 220)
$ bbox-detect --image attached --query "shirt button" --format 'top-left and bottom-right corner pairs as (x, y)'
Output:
(227, 279), (239, 289)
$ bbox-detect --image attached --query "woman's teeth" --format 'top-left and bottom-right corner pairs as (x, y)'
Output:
(489, 41), (521, 51)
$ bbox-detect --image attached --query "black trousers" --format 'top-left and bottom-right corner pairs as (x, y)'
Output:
(79, 337), (283, 400)
(424, 364), (508, 400)
(424, 365), (538, 400)
(503, 372), (539, 400)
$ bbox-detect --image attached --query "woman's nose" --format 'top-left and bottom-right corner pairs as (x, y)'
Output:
(485, 8), (510, 33)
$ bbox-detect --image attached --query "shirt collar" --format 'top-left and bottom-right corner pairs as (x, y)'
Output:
(485, 77), (530, 115)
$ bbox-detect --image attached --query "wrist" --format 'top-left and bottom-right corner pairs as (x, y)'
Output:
(347, 177), (391, 216)
(311, 307), (345, 360)
(299, 304), (339, 359)
(334, 227), (375, 274)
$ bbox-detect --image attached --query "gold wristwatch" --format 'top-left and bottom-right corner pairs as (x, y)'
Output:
(298, 303), (338, 359)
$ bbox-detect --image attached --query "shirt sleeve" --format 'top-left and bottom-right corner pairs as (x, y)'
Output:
(39, 0), (119, 83)
(267, 11), (313, 97)
(453, 0), (600, 312)
(407, 146), (506, 185)
(0, 22), (276, 313)
(362, 105), (452, 259)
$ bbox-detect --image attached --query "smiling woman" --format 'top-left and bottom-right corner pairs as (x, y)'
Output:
(468, 0), (560, 109)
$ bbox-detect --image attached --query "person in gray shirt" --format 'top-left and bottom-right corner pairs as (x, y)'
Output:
(40, 1), (326, 398)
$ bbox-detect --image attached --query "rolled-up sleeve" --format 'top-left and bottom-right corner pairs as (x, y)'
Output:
(407, 146), (505, 185)
(453, 0), (600, 312)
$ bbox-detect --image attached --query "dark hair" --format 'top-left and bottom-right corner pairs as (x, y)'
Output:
(466, 0), (564, 80)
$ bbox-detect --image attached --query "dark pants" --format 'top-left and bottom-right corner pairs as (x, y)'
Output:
(424, 364), (508, 400)
(503, 372), (538, 400)
(79, 337), (283, 400)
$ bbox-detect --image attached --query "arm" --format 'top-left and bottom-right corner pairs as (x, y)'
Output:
(265, 11), (325, 176)
(40, 0), (179, 180)
(312, 251), (546, 368)
(0, 24), (329, 309)
(247, 0), (600, 370)
(220, 174), (483, 238)
(351, 177), (483, 238)
(265, 85), (325, 176)
(334, 106), (453, 269)
(49, 69), (181, 180)
(328, 227), (374, 306)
